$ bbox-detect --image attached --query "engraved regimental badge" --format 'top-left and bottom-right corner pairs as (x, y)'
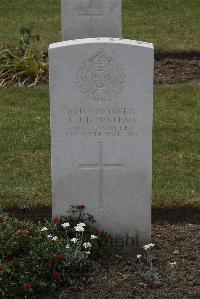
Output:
(76, 48), (126, 102)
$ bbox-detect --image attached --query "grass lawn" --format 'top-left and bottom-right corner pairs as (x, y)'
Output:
(0, 87), (51, 209)
(153, 84), (200, 207)
(123, 0), (200, 52)
(0, 84), (199, 209)
(0, 0), (200, 52)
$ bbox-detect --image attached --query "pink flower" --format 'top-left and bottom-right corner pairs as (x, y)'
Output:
(76, 203), (85, 209)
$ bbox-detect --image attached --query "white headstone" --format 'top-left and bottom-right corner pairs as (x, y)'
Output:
(61, 0), (121, 40)
(49, 38), (154, 251)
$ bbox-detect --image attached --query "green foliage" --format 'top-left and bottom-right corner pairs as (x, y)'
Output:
(143, 267), (160, 284)
(0, 206), (110, 298)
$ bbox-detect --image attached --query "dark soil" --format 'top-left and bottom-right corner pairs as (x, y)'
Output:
(4, 206), (200, 224)
(56, 224), (200, 299)
(154, 52), (200, 85)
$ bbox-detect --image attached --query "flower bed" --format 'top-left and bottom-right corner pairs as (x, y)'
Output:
(0, 205), (110, 298)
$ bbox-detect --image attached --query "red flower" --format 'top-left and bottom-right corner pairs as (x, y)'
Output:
(52, 216), (60, 223)
(94, 228), (101, 236)
(27, 230), (33, 237)
(76, 203), (85, 209)
(0, 266), (4, 273)
(52, 216), (60, 228)
(54, 255), (62, 262)
(52, 271), (61, 279)
(25, 282), (33, 290)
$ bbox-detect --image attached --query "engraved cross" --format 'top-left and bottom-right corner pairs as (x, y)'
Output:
(79, 142), (123, 208)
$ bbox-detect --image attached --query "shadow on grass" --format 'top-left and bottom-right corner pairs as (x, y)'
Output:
(2, 206), (200, 224)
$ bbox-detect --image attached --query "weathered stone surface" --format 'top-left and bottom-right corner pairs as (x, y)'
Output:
(61, 0), (121, 40)
(49, 38), (154, 250)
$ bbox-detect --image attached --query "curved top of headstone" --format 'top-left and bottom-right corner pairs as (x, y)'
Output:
(49, 38), (154, 50)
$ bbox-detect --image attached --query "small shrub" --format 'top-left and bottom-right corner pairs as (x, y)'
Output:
(136, 243), (160, 286)
(0, 28), (48, 86)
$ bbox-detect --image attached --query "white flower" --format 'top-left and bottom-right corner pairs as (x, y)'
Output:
(47, 234), (52, 239)
(65, 244), (70, 249)
(41, 227), (48, 231)
(52, 236), (58, 241)
(83, 242), (92, 249)
(137, 254), (142, 259)
(71, 237), (78, 243)
(143, 243), (155, 250)
(169, 261), (177, 268)
(78, 223), (86, 227)
(61, 222), (70, 228)
(91, 234), (97, 240)
(74, 225), (85, 232)
(85, 251), (90, 255)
